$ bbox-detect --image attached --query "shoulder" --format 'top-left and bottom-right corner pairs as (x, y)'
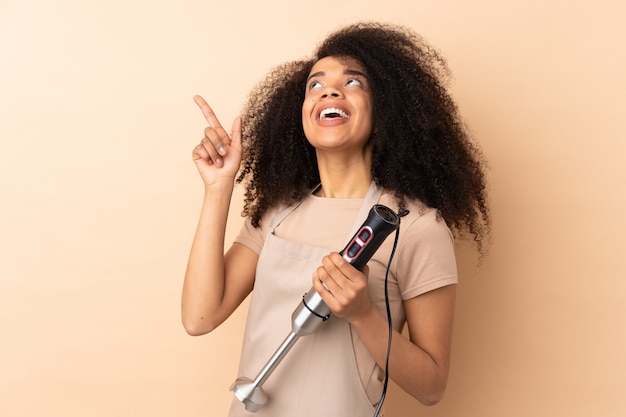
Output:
(379, 193), (457, 298)
(234, 205), (285, 254)
(379, 193), (453, 242)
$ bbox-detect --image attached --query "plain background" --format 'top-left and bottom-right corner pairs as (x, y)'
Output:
(1, 0), (624, 416)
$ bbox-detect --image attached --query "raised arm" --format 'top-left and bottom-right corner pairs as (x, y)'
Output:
(181, 96), (258, 336)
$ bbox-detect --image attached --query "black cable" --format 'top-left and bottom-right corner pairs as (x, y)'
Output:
(373, 209), (407, 416)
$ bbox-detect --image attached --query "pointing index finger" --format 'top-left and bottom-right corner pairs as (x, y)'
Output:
(193, 95), (223, 129)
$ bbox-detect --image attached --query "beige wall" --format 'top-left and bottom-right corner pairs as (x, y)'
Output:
(1, 1), (624, 416)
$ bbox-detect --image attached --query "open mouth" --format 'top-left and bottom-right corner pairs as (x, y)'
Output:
(319, 107), (350, 121)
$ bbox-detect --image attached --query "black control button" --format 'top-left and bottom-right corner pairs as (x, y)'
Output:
(358, 228), (371, 242)
(347, 241), (362, 258)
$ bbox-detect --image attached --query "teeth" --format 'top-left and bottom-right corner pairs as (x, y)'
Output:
(319, 107), (349, 120)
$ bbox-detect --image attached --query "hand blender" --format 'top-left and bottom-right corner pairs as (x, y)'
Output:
(231, 204), (401, 412)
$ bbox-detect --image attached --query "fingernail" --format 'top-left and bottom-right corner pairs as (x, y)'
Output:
(215, 158), (223, 167)
(217, 145), (227, 156)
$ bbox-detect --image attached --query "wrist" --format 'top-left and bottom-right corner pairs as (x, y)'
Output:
(203, 178), (235, 198)
(349, 303), (383, 330)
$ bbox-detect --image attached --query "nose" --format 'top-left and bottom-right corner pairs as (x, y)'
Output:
(321, 86), (342, 99)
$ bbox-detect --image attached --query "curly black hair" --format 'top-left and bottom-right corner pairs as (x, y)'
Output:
(236, 22), (490, 251)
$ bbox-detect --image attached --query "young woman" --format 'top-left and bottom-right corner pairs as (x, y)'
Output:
(182, 22), (489, 417)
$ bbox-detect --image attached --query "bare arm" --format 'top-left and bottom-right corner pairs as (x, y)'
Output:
(313, 253), (456, 405)
(351, 284), (456, 405)
(181, 96), (258, 336)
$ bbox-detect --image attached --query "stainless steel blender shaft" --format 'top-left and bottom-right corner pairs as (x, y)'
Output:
(230, 288), (330, 412)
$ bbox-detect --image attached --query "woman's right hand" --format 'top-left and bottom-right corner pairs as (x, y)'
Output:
(191, 95), (242, 187)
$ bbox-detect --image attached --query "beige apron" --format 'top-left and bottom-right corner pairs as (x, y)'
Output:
(228, 183), (384, 417)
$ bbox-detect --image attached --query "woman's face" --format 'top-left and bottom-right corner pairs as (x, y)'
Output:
(302, 56), (373, 155)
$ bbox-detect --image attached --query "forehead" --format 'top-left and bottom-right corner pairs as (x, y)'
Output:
(309, 56), (366, 75)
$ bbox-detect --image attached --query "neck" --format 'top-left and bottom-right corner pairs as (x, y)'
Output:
(315, 153), (372, 198)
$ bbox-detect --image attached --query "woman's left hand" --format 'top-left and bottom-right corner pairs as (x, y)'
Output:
(312, 252), (374, 323)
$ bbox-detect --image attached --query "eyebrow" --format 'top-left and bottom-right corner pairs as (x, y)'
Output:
(306, 69), (368, 82)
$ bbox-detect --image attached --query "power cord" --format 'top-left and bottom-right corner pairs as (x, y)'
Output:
(373, 209), (409, 417)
